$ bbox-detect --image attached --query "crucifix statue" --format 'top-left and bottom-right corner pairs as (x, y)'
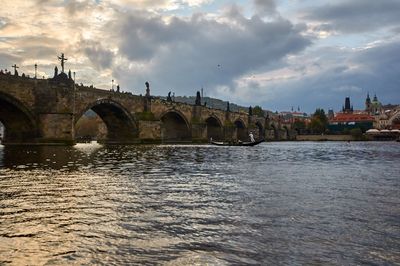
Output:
(12, 64), (19, 76)
(57, 53), (68, 73)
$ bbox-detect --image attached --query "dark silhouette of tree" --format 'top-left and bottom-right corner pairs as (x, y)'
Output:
(293, 120), (306, 130)
(309, 108), (328, 133)
(76, 115), (105, 140)
(252, 105), (265, 117)
(350, 128), (363, 140)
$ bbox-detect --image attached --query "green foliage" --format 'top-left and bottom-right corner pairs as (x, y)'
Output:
(224, 120), (234, 127)
(313, 108), (328, 124)
(309, 108), (328, 134)
(137, 111), (156, 121)
(293, 120), (306, 130)
(191, 117), (205, 125)
(350, 128), (363, 140)
(252, 105), (265, 117)
(249, 126), (258, 132)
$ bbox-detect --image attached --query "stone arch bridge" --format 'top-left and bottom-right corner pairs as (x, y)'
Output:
(0, 73), (291, 145)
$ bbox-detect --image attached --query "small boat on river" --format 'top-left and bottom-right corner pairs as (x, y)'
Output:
(211, 139), (264, 146)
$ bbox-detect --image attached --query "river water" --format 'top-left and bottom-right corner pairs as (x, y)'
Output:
(0, 142), (399, 265)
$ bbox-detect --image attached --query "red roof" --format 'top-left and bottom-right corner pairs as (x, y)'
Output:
(330, 113), (374, 123)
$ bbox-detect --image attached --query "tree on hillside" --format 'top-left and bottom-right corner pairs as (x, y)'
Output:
(309, 108), (328, 134)
(252, 105), (265, 117)
(76, 116), (104, 139)
(293, 120), (306, 131)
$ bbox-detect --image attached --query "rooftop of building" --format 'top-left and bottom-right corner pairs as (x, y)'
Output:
(330, 113), (375, 123)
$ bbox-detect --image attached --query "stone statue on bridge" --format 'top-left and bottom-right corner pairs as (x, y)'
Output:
(167, 91), (172, 102)
(54, 66), (58, 78)
(195, 91), (201, 106)
(145, 81), (150, 97)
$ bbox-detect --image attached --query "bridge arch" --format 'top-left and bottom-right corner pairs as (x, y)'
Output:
(283, 125), (290, 140)
(255, 121), (264, 140)
(0, 92), (39, 144)
(205, 115), (223, 141)
(160, 110), (191, 142)
(234, 118), (247, 141)
(269, 123), (279, 140)
(76, 98), (138, 142)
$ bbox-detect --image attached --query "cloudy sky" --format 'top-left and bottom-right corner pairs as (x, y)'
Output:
(1, 0), (399, 112)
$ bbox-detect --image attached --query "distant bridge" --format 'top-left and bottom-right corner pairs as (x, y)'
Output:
(0, 72), (292, 145)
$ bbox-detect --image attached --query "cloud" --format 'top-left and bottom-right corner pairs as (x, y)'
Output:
(64, 0), (95, 16)
(303, 0), (400, 33)
(81, 40), (115, 70)
(110, 8), (311, 97)
(109, 0), (212, 11)
(333, 85), (362, 93)
(253, 0), (277, 17)
(0, 53), (22, 71)
(233, 40), (400, 112)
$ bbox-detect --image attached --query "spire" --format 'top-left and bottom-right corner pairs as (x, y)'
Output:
(365, 92), (371, 112)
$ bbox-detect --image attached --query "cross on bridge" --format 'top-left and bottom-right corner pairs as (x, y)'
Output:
(11, 64), (19, 75)
(57, 53), (68, 73)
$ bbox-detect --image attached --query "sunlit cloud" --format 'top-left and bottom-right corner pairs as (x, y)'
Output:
(109, 0), (213, 11)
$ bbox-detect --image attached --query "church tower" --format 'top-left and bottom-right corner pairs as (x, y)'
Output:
(371, 94), (381, 114)
(343, 97), (353, 113)
(365, 93), (371, 113)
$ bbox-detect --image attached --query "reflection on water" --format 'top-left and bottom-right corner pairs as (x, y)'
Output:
(0, 142), (400, 265)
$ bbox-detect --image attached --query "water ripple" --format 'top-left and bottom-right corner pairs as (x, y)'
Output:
(0, 142), (399, 265)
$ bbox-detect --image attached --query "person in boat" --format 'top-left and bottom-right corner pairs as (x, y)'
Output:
(249, 132), (255, 142)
